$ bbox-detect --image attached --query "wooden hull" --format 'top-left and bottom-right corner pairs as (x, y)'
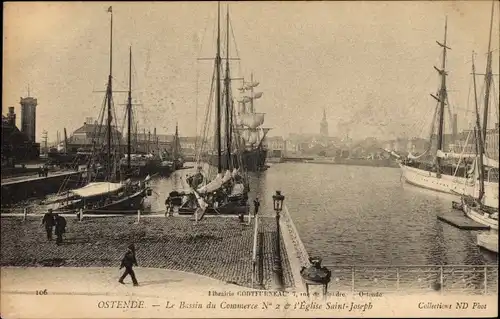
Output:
(178, 199), (249, 215)
(462, 199), (498, 230)
(400, 163), (498, 209)
(207, 148), (268, 172)
(57, 189), (148, 214)
(477, 233), (498, 253)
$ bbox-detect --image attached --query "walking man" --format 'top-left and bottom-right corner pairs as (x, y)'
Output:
(119, 244), (139, 286)
(54, 213), (67, 245)
(253, 198), (260, 216)
(41, 209), (55, 240)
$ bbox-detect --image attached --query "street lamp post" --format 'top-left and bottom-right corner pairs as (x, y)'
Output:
(272, 190), (285, 291)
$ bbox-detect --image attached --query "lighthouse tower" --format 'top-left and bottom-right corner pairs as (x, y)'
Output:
(20, 93), (38, 142)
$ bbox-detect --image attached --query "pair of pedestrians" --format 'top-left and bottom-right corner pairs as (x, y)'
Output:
(41, 209), (67, 245)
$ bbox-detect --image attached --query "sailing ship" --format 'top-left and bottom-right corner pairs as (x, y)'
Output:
(160, 123), (184, 171)
(118, 55), (171, 178)
(399, 17), (498, 209)
(207, 74), (270, 172)
(53, 7), (151, 213)
(204, 16), (270, 172)
(172, 3), (249, 216)
(460, 3), (499, 230)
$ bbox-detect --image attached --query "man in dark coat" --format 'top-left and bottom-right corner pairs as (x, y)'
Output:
(41, 209), (55, 240)
(119, 244), (139, 286)
(54, 214), (67, 245)
(253, 198), (260, 216)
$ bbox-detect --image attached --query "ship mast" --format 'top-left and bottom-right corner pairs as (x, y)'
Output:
(224, 6), (232, 169)
(472, 52), (485, 202)
(431, 17), (450, 178)
(127, 46), (132, 172)
(216, 1), (222, 173)
(250, 73), (254, 113)
(106, 6), (114, 180)
(481, 1), (494, 147)
(173, 122), (178, 164)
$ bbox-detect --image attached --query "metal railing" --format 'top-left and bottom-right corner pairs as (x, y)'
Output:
(279, 204), (498, 295)
(320, 264), (498, 295)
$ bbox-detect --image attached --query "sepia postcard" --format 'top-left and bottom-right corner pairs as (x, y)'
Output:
(1, 1), (498, 318)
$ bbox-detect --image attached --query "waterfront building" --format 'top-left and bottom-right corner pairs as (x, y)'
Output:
(20, 96), (37, 142)
(61, 118), (122, 153)
(264, 136), (286, 157)
(1, 102), (40, 165)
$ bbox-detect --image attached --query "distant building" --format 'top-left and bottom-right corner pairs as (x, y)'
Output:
(61, 119), (123, 153)
(179, 136), (198, 156)
(485, 124), (499, 160)
(20, 96), (37, 142)
(385, 138), (409, 154)
(264, 136), (285, 157)
(1, 105), (40, 165)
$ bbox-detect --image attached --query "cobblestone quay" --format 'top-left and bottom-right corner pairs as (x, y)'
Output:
(0, 216), (293, 289)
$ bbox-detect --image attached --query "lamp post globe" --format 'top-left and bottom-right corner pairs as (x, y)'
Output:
(272, 190), (285, 212)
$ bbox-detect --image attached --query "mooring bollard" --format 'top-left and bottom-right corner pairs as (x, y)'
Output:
(137, 209), (141, 223)
(23, 207), (27, 221)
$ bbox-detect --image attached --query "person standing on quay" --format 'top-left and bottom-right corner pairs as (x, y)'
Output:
(41, 209), (55, 240)
(253, 198), (260, 216)
(54, 213), (67, 245)
(119, 244), (139, 286)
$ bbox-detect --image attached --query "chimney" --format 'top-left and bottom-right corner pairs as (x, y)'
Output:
(452, 113), (458, 143)
(7, 107), (16, 126)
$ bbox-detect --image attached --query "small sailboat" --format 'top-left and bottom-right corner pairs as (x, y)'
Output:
(460, 3), (498, 230)
(54, 7), (151, 214)
(399, 15), (499, 209)
(160, 123), (184, 172)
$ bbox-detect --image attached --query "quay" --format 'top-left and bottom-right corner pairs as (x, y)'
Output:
(437, 213), (491, 230)
(1, 170), (84, 205)
(1, 204), (497, 296)
(0, 214), (293, 289)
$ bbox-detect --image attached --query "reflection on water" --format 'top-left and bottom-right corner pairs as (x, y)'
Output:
(25, 162), (497, 266)
(239, 163), (494, 266)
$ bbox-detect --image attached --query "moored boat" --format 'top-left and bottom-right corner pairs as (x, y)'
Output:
(55, 178), (150, 213)
(180, 3), (250, 217)
(459, 3), (499, 229)
(462, 196), (498, 230)
(51, 7), (153, 213)
(400, 14), (499, 209)
(477, 232), (498, 253)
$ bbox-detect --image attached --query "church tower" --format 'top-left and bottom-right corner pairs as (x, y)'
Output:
(320, 108), (328, 137)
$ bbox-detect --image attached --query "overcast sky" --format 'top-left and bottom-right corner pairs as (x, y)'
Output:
(3, 1), (499, 143)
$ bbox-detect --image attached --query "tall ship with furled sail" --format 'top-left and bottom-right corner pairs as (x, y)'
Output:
(234, 75), (270, 171)
(399, 16), (498, 209)
(204, 17), (270, 172)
